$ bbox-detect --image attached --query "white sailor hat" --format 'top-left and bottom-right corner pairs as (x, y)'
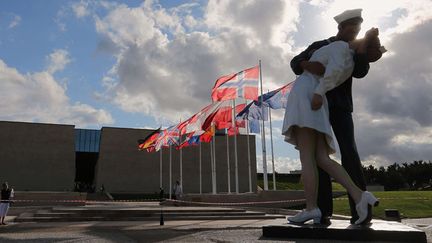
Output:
(334, 9), (363, 24)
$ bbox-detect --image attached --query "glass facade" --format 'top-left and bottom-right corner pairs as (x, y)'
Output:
(75, 129), (101, 152)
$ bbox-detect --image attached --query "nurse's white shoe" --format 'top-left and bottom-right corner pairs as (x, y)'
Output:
(355, 191), (379, 225)
(287, 208), (322, 224)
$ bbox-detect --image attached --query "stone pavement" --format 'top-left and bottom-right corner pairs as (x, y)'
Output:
(0, 202), (431, 242)
(1, 217), (431, 242)
(402, 218), (432, 242)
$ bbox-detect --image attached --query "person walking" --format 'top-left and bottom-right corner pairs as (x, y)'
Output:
(0, 182), (14, 225)
(173, 180), (182, 200)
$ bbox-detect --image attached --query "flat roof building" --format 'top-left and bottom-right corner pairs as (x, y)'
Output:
(0, 121), (257, 194)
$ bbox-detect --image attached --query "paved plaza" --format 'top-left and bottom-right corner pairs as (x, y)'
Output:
(0, 202), (431, 242)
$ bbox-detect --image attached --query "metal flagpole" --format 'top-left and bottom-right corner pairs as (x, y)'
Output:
(226, 128), (231, 194)
(259, 60), (269, 190)
(160, 149), (163, 188)
(244, 98), (252, 193)
(199, 141), (202, 194)
(232, 99), (239, 193)
(169, 145), (172, 199)
(210, 137), (214, 194)
(179, 120), (182, 188)
(269, 99), (276, 190)
(212, 123), (217, 194)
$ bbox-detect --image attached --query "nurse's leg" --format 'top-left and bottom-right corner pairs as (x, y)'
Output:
(315, 133), (362, 203)
(295, 126), (319, 210)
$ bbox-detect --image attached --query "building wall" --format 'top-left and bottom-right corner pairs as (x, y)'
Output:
(0, 121), (75, 191)
(0, 121), (257, 193)
(95, 127), (257, 193)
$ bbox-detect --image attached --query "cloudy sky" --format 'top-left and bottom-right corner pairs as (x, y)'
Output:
(1, 0), (431, 172)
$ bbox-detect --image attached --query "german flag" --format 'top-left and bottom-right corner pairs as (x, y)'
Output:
(138, 127), (161, 152)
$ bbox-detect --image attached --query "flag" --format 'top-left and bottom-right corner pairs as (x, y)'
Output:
(181, 101), (229, 135)
(154, 125), (180, 151)
(237, 101), (269, 121)
(263, 81), (294, 109)
(200, 125), (215, 143)
(138, 127), (161, 152)
(236, 81), (294, 121)
(227, 127), (240, 136)
(183, 101), (232, 134)
(211, 66), (259, 101)
(202, 103), (246, 131)
(177, 131), (203, 149)
(248, 119), (261, 134)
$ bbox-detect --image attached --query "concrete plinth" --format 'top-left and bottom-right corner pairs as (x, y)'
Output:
(262, 219), (427, 242)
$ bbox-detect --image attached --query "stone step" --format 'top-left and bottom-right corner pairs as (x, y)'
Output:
(262, 219), (427, 243)
(50, 208), (247, 214)
(15, 214), (284, 222)
(33, 211), (266, 218)
(12, 192), (87, 206)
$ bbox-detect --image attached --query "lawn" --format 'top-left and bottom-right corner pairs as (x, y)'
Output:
(333, 191), (432, 219)
(257, 179), (432, 218)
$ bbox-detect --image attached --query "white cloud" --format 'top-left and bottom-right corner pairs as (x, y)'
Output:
(46, 49), (71, 74)
(94, 0), (299, 124)
(72, 0), (90, 18)
(8, 14), (21, 29)
(54, 7), (67, 32)
(0, 51), (113, 128)
(86, 0), (432, 168)
(94, 3), (165, 50)
(256, 154), (301, 173)
(332, 1), (432, 43)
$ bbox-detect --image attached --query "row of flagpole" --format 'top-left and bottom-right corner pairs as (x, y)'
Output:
(155, 130), (253, 197)
(140, 61), (294, 195)
(155, 110), (278, 195)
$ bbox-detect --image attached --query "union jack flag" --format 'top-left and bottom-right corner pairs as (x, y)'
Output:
(211, 66), (259, 101)
(154, 125), (180, 151)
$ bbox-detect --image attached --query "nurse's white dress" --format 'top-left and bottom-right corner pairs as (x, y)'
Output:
(282, 41), (354, 154)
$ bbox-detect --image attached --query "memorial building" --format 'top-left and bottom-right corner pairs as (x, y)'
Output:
(0, 121), (257, 194)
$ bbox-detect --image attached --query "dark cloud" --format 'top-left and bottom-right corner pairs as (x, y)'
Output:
(352, 20), (432, 165)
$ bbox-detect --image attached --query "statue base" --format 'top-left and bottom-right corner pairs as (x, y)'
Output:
(262, 219), (426, 242)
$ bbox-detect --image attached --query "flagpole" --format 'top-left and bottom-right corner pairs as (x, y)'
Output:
(199, 141), (202, 194)
(259, 60), (269, 190)
(210, 137), (214, 194)
(169, 145), (172, 199)
(226, 129), (231, 194)
(212, 123), (217, 194)
(245, 98), (252, 193)
(232, 99), (239, 194)
(179, 120), (183, 188)
(160, 149), (163, 189)
(268, 95), (276, 190)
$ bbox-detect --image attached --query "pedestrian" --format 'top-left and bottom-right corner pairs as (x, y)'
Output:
(173, 180), (182, 200)
(1, 182), (14, 225)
